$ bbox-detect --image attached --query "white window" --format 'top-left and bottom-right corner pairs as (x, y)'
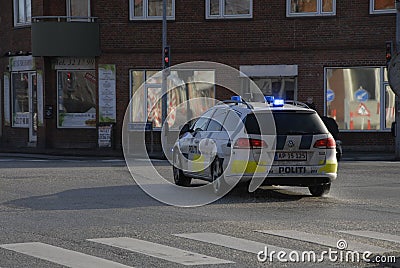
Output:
(14, 0), (31, 27)
(67, 0), (91, 21)
(370, 0), (395, 14)
(287, 0), (336, 17)
(130, 0), (175, 20)
(206, 0), (252, 19)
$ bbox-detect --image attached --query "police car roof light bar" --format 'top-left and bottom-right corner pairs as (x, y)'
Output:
(264, 95), (274, 104)
(273, 99), (285, 107)
(285, 100), (310, 109)
(223, 96), (254, 110)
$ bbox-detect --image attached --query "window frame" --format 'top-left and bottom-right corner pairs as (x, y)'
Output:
(286, 0), (336, 17)
(66, 0), (91, 21)
(206, 0), (253, 19)
(369, 0), (396, 14)
(129, 0), (175, 21)
(13, 0), (32, 27)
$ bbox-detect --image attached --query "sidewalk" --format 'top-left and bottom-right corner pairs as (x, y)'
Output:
(0, 149), (397, 161)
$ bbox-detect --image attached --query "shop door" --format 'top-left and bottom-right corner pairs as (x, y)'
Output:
(28, 73), (37, 144)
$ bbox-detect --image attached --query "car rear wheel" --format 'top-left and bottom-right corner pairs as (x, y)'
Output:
(173, 153), (192, 187)
(308, 183), (331, 197)
(211, 158), (227, 195)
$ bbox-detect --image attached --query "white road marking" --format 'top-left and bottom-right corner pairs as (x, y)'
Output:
(0, 242), (132, 268)
(256, 230), (391, 253)
(88, 237), (233, 266)
(339, 230), (400, 244)
(175, 232), (296, 255)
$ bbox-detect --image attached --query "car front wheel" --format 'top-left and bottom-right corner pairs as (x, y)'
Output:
(173, 153), (192, 187)
(308, 183), (331, 197)
(211, 158), (227, 195)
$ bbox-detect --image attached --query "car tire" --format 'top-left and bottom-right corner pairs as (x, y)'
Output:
(211, 158), (227, 196)
(308, 183), (331, 197)
(173, 152), (192, 187)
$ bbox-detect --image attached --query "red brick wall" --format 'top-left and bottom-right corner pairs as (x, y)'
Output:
(1, 0), (397, 151)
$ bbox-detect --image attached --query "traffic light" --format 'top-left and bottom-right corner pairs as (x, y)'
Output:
(66, 72), (73, 89)
(163, 46), (170, 69)
(386, 41), (393, 66)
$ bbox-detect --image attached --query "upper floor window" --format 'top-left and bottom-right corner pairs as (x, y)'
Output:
(14, 0), (31, 27)
(206, 0), (252, 19)
(130, 0), (175, 20)
(370, 0), (395, 14)
(287, 0), (336, 17)
(67, 0), (91, 21)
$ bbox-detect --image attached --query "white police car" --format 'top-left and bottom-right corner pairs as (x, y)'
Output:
(172, 96), (338, 197)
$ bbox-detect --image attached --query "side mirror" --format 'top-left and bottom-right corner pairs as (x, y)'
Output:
(391, 122), (397, 137)
(179, 123), (191, 137)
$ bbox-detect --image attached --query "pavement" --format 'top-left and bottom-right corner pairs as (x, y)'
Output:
(0, 149), (397, 161)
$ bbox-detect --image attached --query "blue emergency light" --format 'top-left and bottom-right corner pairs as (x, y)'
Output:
(264, 96), (274, 104)
(231, 96), (242, 102)
(273, 98), (285, 107)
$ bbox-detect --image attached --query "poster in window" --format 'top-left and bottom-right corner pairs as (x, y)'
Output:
(37, 71), (44, 126)
(3, 73), (10, 126)
(98, 64), (116, 123)
(12, 72), (29, 128)
(58, 70), (97, 128)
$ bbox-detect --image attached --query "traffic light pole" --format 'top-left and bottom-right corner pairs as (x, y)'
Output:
(396, 0), (400, 159)
(161, 0), (168, 127)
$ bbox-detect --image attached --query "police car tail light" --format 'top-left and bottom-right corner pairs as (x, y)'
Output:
(313, 137), (336, 149)
(234, 138), (267, 149)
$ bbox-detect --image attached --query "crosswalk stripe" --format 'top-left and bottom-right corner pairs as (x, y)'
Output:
(256, 230), (391, 253)
(88, 237), (233, 266)
(0, 242), (132, 268)
(338, 230), (400, 244)
(174, 232), (296, 255)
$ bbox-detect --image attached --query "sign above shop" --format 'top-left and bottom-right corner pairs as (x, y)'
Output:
(9, 56), (35, 72)
(52, 57), (95, 70)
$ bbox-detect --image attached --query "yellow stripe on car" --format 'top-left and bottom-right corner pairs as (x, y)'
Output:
(231, 160), (267, 174)
(318, 160), (338, 174)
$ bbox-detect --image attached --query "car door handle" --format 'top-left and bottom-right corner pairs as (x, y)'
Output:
(194, 140), (200, 144)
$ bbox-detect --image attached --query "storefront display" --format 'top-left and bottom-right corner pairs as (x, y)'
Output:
(325, 67), (395, 131)
(57, 70), (97, 128)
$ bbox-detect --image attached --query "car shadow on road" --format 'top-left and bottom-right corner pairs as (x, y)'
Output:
(3, 184), (312, 211)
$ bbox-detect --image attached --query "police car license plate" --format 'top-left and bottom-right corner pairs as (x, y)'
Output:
(275, 152), (307, 161)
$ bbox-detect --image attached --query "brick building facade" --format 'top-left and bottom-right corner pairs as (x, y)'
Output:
(0, 0), (397, 153)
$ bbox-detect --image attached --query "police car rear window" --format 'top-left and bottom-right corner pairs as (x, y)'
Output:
(244, 112), (328, 135)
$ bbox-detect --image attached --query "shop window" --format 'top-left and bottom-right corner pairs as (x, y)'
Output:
(287, 0), (336, 17)
(11, 73), (29, 128)
(129, 70), (215, 129)
(325, 67), (395, 131)
(67, 0), (91, 21)
(206, 0), (252, 19)
(130, 0), (175, 20)
(14, 0), (31, 26)
(370, 0), (395, 14)
(57, 70), (97, 128)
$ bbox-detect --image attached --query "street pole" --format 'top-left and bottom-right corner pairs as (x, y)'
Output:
(396, 0), (400, 159)
(161, 0), (168, 127)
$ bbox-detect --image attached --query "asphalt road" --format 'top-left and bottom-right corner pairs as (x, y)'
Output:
(0, 156), (399, 267)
